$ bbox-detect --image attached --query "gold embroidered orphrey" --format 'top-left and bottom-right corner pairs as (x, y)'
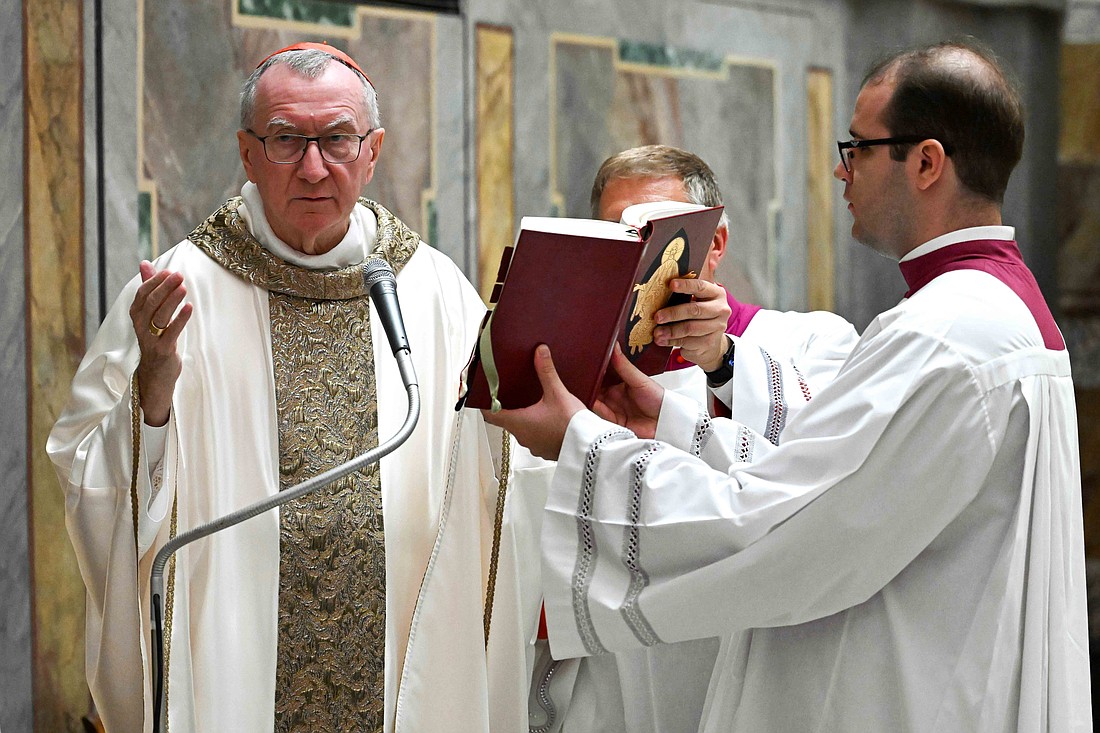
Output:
(189, 197), (418, 732)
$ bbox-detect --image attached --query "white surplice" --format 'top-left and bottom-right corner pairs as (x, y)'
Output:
(489, 309), (858, 733)
(541, 235), (1091, 731)
(48, 191), (509, 732)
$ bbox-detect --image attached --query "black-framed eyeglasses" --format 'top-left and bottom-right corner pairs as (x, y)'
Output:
(246, 129), (374, 164)
(837, 136), (952, 172)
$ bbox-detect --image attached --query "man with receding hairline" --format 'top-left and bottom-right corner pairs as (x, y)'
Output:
(49, 43), (513, 732)
(489, 40), (1091, 731)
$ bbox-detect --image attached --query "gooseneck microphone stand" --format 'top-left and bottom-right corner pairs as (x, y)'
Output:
(149, 260), (417, 733)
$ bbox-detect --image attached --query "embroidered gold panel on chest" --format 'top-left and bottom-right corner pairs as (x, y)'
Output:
(270, 292), (385, 732)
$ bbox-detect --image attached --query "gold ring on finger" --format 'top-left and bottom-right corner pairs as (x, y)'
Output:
(149, 320), (167, 337)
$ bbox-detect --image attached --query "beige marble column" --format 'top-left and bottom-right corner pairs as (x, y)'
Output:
(476, 23), (515, 302)
(806, 67), (835, 312)
(25, 0), (89, 730)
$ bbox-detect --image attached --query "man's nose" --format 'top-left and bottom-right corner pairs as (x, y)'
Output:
(297, 141), (329, 182)
(833, 159), (850, 183)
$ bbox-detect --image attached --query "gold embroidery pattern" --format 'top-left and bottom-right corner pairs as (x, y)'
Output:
(187, 197), (419, 295)
(270, 291), (385, 732)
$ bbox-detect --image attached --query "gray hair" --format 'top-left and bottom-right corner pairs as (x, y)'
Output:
(239, 48), (380, 130)
(590, 144), (729, 230)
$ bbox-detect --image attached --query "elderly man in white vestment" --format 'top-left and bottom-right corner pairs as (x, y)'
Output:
(489, 145), (857, 733)
(488, 40), (1092, 732)
(47, 43), (515, 732)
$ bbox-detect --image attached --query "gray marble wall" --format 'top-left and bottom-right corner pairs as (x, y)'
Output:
(467, 0), (848, 314)
(1066, 0), (1100, 41)
(84, 0), (140, 328)
(1, 1), (32, 731)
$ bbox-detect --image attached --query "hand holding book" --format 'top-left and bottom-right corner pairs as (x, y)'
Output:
(481, 343), (664, 460)
(460, 201), (724, 411)
(650, 277), (733, 371)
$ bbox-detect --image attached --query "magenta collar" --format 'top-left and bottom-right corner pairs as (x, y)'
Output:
(898, 239), (1064, 351)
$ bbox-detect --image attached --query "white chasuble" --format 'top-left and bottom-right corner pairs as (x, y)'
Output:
(541, 234), (1090, 732)
(48, 196), (508, 732)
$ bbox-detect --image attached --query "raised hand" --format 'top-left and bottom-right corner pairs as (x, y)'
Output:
(481, 345), (585, 461)
(129, 261), (193, 427)
(593, 344), (664, 440)
(651, 277), (731, 372)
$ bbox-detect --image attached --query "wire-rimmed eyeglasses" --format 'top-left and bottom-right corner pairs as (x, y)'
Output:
(246, 129), (374, 164)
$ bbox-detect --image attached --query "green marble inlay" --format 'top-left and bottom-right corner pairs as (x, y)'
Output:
(618, 40), (724, 73)
(425, 196), (437, 247)
(239, 0), (355, 27)
(138, 191), (153, 260)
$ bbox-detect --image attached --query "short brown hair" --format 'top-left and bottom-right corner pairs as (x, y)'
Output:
(863, 39), (1024, 204)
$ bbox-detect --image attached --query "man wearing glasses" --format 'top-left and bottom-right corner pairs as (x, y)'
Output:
(488, 39), (1091, 730)
(48, 43), (511, 732)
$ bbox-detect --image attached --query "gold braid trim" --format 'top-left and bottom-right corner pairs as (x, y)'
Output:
(133, 372), (180, 730)
(163, 493), (178, 733)
(129, 373), (141, 559)
(484, 430), (511, 648)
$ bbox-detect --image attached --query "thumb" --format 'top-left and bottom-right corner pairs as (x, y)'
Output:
(533, 344), (566, 397)
(610, 342), (648, 386)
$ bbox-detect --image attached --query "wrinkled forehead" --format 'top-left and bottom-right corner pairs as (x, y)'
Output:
(599, 175), (687, 218)
(253, 63), (368, 128)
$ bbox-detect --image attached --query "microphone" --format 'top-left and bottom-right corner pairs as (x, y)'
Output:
(364, 257), (416, 392)
(363, 258), (409, 356)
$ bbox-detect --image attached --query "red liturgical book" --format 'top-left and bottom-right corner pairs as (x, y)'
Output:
(461, 201), (724, 410)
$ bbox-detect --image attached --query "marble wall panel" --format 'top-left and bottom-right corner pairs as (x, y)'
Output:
(476, 24), (515, 302)
(26, 1), (89, 731)
(806, 67), (835, 312)
(1, 0), (32, 730)
(92, 0), (140, 314)
(142, 1), (435, 255)
(552, 36), (777, 306)
(1058, 162), (1100, 318)
(467, 0), (844, 314)
(1059, 40), (1100, 586)
(1059, 44), (1100, 328)
(429, 13), (468, 271)
(1065, 0), (1100, 42)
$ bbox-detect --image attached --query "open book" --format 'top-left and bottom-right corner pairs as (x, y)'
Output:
(460, 201), (725, 411)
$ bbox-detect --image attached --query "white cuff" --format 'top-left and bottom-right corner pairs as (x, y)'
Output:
(655, 390), (706, 452)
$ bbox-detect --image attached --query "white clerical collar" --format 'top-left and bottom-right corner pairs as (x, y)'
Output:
(900, 225), (1015, 263)
(237, 181), (377, 270)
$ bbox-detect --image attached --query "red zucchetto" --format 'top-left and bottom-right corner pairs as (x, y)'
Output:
(257, 41), (372, 88)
